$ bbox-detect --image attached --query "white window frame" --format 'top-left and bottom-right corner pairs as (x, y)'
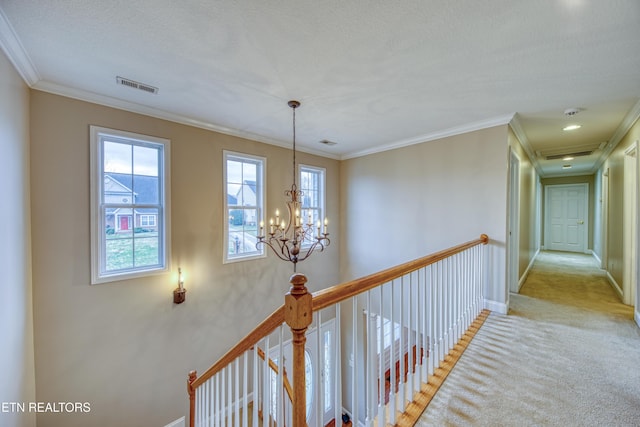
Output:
(298, 164), (326, 247)
(223, 150), (266, 263)
(90, 126), (171, 284)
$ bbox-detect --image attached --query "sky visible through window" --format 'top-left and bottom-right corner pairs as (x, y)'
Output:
(104, 140), (159, 176)
(226, 159), (256, 198)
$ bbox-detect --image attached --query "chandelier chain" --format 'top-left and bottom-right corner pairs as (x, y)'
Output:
(292, 103), (296, 189)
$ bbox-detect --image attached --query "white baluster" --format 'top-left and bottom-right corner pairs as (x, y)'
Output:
(316, 310), (322, 427)
(210, 374), (214, 427)
(227, 364), (233, 425)
(262, 336), (269, 427)
(234, 359), (239, 427)
(278, 325), (284, 427)
(242, 352), (248, 427)
(352, 297), (358, 427)
(334, 303), (342, 426)
(378, 285), (385, 426)
(389, 279), (396, 423)
(366, 290), (374, 426)
(214, 369), (224, 427)
(415, 271), (421, 392)
(398, 276), (407, 412)
(438, 261), (445, 362)
(252, 347), (258, 427)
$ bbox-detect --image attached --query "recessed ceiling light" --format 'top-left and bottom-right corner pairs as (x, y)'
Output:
(563, 164), (573, 169)
(563, 124), (581, 131)
(562, 156), (575, 161)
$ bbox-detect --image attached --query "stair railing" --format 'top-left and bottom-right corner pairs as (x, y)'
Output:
(188, 234), (489, 426)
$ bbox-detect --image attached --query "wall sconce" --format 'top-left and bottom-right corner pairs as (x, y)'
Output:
(173, 268), (186, 304)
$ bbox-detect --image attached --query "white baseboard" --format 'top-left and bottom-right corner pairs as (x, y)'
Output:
(484, 299), (508, 315)
(635, 310), (640, 329)
(518, 248), (540, 291)
(164, 416), (185, 427)
(591, 251), (602, 265)
(606, 271), (624, 300)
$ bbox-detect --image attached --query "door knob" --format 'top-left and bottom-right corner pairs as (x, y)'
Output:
(578, 220), (584, 224)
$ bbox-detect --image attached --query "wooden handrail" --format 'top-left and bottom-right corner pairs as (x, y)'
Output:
(256, 347), (294, 402)
(191, 305), (286, 389)
(312, 234), (488, 312)
(189, 234), (489, 427)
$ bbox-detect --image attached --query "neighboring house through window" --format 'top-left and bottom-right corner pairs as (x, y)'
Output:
(90, 126), (170, 284)
(224, 151), (265, 262)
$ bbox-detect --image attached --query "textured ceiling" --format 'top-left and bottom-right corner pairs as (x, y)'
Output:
(1, 0), (639, 176)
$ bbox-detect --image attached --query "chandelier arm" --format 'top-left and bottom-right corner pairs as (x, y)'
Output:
(294, 237), (331, 263)
(281, 238), (295, 263)
(257, 238), (294, 262)
(296, 244), (319, 263)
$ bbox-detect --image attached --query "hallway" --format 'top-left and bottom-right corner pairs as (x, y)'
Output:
(417, 251), (640, 426)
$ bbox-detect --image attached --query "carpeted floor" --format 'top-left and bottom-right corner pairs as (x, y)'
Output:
(416, 251), (640, 427)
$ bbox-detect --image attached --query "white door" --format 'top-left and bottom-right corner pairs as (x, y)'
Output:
(545, 184), (588, 253)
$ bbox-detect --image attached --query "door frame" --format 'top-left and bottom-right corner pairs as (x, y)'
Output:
(623, 142), (638, 308)
(544, 183), (589, 253)
(507, 149), (521, 294)
(601, 168), (610, 270)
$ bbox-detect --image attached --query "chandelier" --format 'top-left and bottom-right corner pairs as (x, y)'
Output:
(257, 100), (330, 271)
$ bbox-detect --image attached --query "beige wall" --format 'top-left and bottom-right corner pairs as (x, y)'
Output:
(29, 91), (340, 427)
(0, 51), (36, 426)
(339, 125), (509, 306)
(508, 127), (539, 281)
(540, 175), (595, 250)
(599, 117), (640, 288)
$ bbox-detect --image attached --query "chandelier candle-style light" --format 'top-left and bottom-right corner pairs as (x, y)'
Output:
(257, 100), (330, 271)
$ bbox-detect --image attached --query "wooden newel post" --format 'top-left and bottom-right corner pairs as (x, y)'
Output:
(284, 273), (312, 427)
(188, 370), (197, 427)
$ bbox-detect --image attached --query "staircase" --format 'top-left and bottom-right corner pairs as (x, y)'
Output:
(187, 235), (490, 426)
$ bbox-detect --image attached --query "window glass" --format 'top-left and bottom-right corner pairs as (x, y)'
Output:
(91, 126), (170, 284)
(224, 151), (265, 262)
(299, 165), (326, 246)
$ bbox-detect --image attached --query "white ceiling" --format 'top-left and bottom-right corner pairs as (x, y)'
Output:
(1, 0), (639, 176)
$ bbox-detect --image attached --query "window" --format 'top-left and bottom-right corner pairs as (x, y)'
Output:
(323, 329), (333, 413)
(224, 151), (265, 262)
(90, 126), (170, 284)
(140, 214), (156, 227)
(299, 165), (326, 246)
(376, 315), (402, 354)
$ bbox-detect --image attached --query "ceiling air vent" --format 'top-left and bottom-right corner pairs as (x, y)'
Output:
(546, 150), (593, 160)
(116, 76), (158, 94)
(319, 139), (337, 146)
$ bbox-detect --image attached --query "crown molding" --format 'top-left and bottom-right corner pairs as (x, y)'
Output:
(591, 98), (640, 174)
(509, 113), (543, 176)
(32, 80), (341, 160)
(341, 113), (515, 160)
(0, 7), (39, 85)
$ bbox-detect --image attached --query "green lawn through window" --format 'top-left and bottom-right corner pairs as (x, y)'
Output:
(106, 231), (159, 271)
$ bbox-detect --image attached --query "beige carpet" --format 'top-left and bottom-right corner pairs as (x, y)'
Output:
(416, 251), (640, 427)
